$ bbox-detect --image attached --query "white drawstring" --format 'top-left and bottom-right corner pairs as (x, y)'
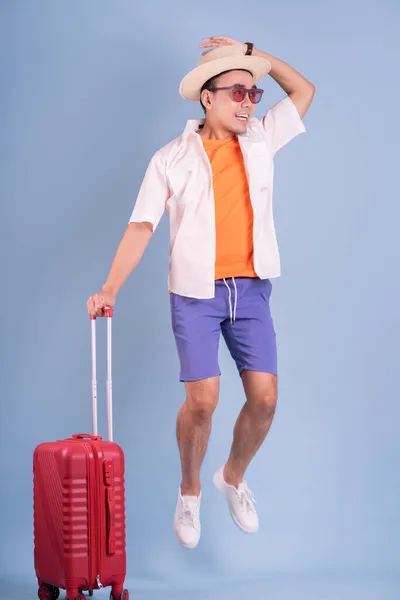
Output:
(223, 278), (233, 323)
(232, 277), (238, 322)
(223, 277), (237, 324)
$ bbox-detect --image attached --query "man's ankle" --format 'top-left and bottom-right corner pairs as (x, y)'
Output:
(180, 482), (201, 497)
(223, 464), (242, 488)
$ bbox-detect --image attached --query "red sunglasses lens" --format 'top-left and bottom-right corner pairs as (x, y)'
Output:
(232, 88), (246, 102)
(249, 90), (263, 104)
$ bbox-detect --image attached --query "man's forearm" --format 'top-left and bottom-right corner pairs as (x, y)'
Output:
(252, 47), (314, 95)
(102, 221), (152, 295)
(252, 47), (315, 117)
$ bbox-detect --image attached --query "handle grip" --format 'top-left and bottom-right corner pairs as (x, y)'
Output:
(72, 433), (103, 441)
(104, 306), (114, 318)
(106, 487), (116, 555)
(90, 305), (114, 320)
(104, 459), (116, 554)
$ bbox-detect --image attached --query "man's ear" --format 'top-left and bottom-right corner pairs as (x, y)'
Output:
(201, 90), (212, 111)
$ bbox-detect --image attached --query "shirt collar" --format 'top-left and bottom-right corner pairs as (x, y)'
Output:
(182, 119), (205, 140)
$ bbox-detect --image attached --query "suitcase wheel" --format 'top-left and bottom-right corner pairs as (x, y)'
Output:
(37, 584), (60, 600)
(110, 590), (129, 600)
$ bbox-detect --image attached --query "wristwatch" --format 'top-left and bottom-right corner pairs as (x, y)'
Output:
(245, 42), (254, 55)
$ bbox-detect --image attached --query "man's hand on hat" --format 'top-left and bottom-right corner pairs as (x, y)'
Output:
(200, 36), (247, 56)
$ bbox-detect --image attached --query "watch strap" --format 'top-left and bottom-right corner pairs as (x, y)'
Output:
(245, 42), (254, 56)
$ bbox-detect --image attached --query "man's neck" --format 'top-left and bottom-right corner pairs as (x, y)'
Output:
(198, 120), (237, 140)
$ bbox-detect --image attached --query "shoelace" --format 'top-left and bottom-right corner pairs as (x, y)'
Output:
(181, 499), (200, 528)
(235, 484), (256, 513)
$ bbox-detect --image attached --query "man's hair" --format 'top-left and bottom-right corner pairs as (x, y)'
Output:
(199, 69), (253, 114)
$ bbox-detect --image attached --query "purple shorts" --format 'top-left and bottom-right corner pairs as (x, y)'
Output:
(170, 277), (277, 382)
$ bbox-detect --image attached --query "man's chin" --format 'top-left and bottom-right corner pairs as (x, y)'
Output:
(229, 119), (248, 134)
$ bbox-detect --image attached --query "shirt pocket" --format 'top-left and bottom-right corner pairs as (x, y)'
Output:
(249, 151), (273, 191)
(167, 158), (199, 200)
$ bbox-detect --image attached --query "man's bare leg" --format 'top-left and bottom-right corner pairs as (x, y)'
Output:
(223, 371), (277, 487)
(177, 376), (219, 496)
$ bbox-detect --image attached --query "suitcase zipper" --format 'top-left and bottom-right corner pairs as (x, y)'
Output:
(91, 441), (103, 590)
(85, 442), (98, 585)
(86, 441), (103, 591)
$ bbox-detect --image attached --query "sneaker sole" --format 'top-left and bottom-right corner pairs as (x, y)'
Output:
(173, 519), (201, 549)
(174, 531), (200, 549)
(213, 469), (258, 534)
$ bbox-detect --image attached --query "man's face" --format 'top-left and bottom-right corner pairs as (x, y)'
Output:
(203, 70), (258, 134)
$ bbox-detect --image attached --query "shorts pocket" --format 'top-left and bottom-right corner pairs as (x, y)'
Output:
(170, 292), (180, 311)
(261, 279), (272, 302)
(170, 292), (198, 312)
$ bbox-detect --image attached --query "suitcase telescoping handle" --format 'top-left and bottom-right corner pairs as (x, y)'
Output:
(90, 306), (113, 442)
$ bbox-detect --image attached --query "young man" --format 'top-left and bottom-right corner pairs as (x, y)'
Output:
(87, 36), (315, 549)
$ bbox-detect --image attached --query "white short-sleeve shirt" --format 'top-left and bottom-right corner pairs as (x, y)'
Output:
(130, 95), (306, 298)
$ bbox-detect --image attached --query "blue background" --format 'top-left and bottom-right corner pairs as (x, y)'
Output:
(1, 1), (399, 599)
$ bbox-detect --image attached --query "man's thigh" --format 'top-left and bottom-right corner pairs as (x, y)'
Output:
(222, 278), (277, 376)
(170, 293), (223, 382)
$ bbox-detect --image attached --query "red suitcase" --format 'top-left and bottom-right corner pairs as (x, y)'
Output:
(33, 308), (128, 600)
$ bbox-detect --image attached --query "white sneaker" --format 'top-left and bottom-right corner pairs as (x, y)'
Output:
(174, 487), (201, 549)
(213, 465), (259, 533)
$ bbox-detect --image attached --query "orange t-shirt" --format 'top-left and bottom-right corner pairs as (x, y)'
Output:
(202, 136), (257, 280)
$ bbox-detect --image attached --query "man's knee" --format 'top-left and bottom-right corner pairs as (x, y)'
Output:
(261, 385), (278, 418)
(242, 372), (278, 418)
(184, 377), (219, 421)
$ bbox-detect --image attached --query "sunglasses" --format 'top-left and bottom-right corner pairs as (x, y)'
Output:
(207, 85), (264, 104)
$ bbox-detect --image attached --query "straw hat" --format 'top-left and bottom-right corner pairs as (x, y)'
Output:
(179, 45), (271, 101)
